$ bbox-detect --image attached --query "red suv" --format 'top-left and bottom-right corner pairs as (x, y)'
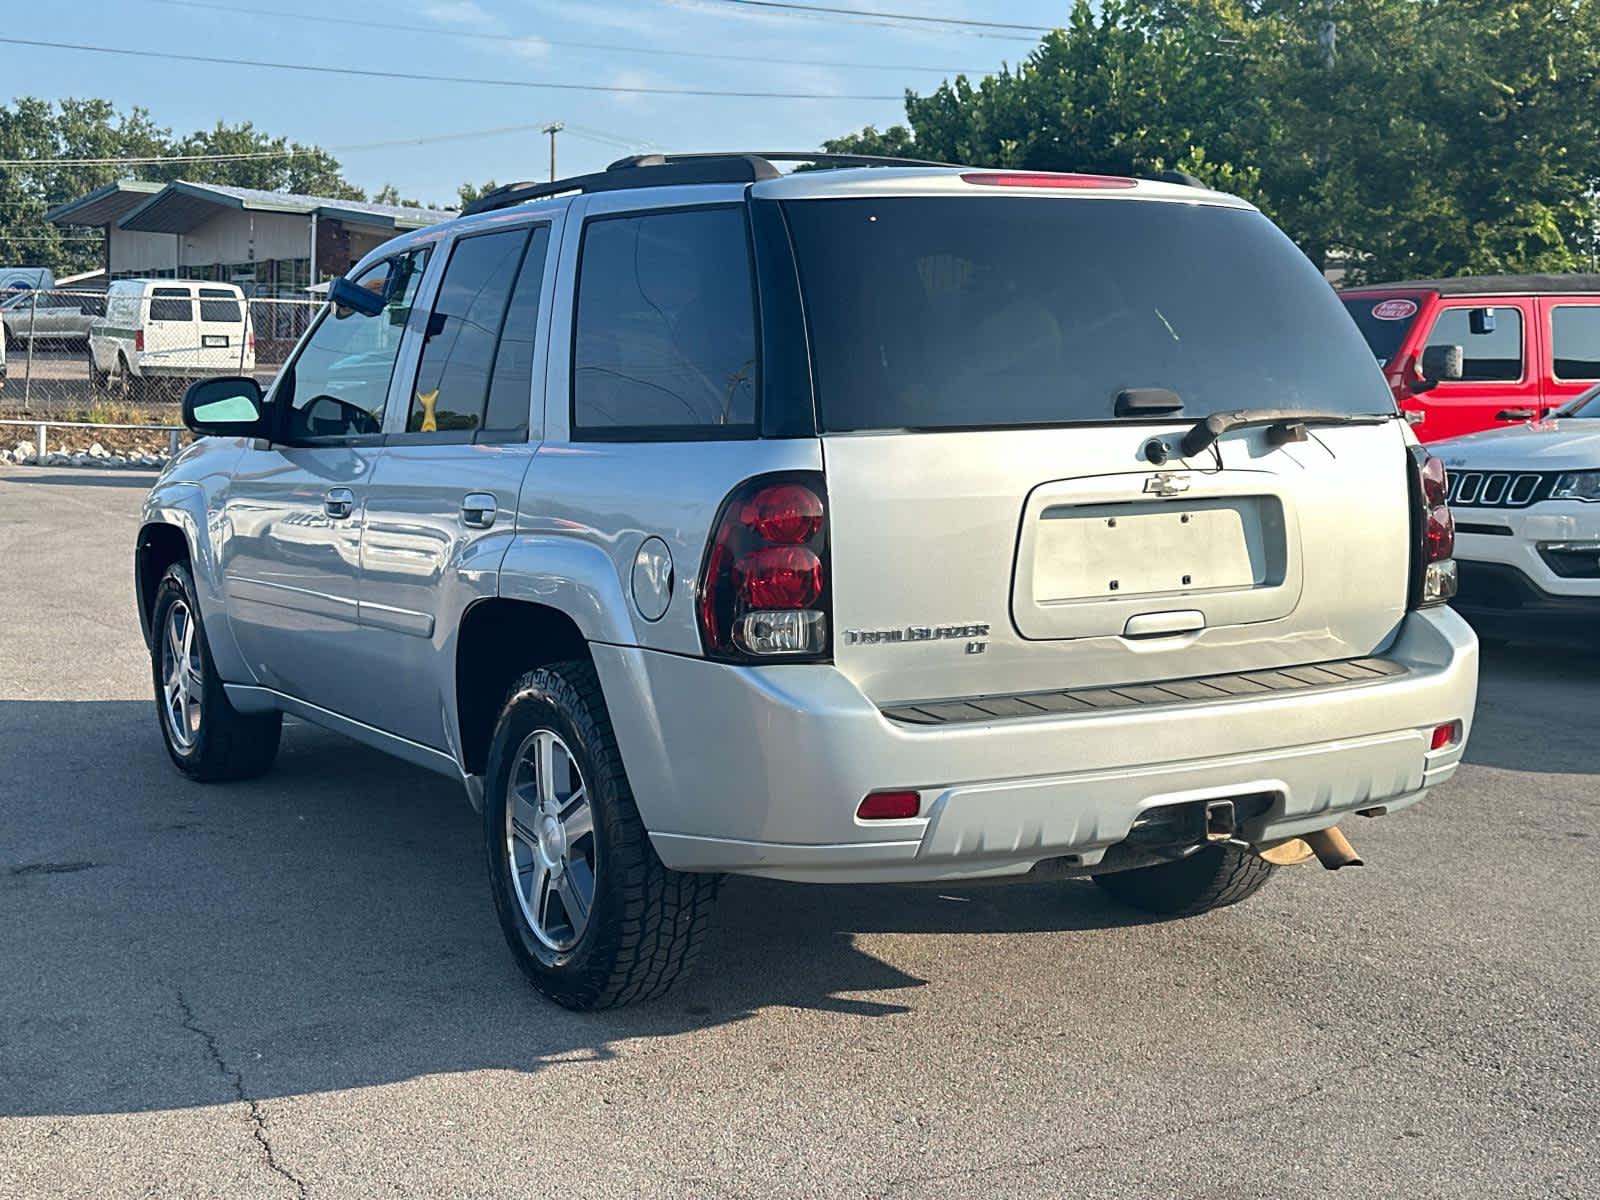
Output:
(1340, 274), (1600, 441)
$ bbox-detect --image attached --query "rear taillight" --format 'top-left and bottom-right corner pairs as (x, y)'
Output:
(134, 330), (144, 352)
(698, 473), (830, 660)
(1409, 446), (1457, 607)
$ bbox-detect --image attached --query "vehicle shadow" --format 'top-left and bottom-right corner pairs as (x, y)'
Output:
(0, 469), (159, 488)
(1464, 639), (1600, 776)
(0, 699), (1143, 1118)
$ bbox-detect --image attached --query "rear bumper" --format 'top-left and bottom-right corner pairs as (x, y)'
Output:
(593, 607), (1479, 883)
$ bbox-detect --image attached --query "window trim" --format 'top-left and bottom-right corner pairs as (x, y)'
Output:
(268, 247), (429, 447)
(390, 220), (552, 445)
(1423, 302), (1528, 387)
(568, 202), (762, 443)
(1549, 302), (1600, 383)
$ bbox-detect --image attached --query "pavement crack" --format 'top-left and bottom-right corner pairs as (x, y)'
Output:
(872, 1080), (1332, 1197)
(174, 987), (306, 1199)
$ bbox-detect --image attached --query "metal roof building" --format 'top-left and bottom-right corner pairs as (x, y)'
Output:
(47, 180), (454, 296)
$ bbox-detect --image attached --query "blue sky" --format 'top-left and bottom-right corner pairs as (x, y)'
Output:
(7, 1), (1069, 207)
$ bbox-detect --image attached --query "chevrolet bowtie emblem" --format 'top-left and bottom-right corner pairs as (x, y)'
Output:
(1143, 472), (1192, 497)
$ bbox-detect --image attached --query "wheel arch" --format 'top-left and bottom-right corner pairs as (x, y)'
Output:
(135, 521), (190, 648)
(455, 598), (592, 780)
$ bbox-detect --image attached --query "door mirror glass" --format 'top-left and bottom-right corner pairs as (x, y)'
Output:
(183, 376), (266, 436)
(1420, 343), (1465, 382)
(329, 274), (387, 318)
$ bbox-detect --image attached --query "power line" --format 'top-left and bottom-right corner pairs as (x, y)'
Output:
(687, 0), (1048, 35)
(0, 121), (583, 166)
(140, 0), (988, 74)
(0, 37), (903, 100)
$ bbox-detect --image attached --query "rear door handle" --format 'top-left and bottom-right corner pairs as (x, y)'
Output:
(323, 487), (355, 520)
(460, 493), (497, 529)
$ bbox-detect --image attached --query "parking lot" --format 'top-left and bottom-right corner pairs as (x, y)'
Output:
(0, 467), (1595, 1199)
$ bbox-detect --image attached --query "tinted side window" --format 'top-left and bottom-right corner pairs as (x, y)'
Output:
(199, 287), (242, 323)
(484, 225), (552, 434)
(1551, 306), (1600, 381)
(280, 249), (429, 440)
(1426, 307), (1523, 382)
(150, 288), (192, 322)
(573, 207), (756, 436)
(406, 228), (528, 434)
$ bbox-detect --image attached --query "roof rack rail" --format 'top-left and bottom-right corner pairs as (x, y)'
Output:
(606, 151), (955, 171)
(460, 150), (957, 217)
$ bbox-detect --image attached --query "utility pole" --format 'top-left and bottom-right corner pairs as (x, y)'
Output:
(542, 123), (564, 182)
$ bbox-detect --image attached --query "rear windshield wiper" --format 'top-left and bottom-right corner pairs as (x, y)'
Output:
(1181, 408), (1397, 457)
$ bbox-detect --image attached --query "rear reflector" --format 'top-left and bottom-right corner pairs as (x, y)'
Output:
(857, 790), (921, 820)
(1430, 721), (1462, 751)
(961, 171), (1137, 190)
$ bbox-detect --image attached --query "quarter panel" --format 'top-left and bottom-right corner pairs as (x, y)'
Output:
(511, 439), (823, 653)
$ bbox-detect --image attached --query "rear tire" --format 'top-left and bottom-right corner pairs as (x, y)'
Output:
(484, 660), (719, 1010)
(1093, 843), (1275, 917)
(149, 560), (282, 782)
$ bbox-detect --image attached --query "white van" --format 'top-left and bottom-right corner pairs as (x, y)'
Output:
(90, 280), (255, 397)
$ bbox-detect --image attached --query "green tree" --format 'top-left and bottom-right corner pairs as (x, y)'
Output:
(826, 0), (1600, 282)
(457, 179), (500, 209)
(165, 120), (361, 198)
(0, 98), (369, 274)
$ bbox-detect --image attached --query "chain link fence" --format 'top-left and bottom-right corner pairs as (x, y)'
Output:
(0, 288), (320, 423)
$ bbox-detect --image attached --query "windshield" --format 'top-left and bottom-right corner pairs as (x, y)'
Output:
(782, 196), (1395, 433)
(1341, 295), (1424, 367)
(1559, 382), (1600, 416)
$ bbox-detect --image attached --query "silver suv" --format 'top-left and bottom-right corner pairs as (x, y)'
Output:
(136, 153), (1479, 1010)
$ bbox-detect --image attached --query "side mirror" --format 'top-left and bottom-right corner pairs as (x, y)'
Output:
(328, 274), (386, 317)
(183, 376), (268, 438)
(1420, 344), (1465, 383)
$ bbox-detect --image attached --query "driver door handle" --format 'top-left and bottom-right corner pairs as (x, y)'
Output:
(323, 487), (355, 520)
(1496, 408), (1536, 421)
(461, 493), (497, 529)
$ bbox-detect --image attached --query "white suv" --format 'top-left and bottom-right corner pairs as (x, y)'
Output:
(1435, 384), (1600, 641)
(135, 153), (1479, 1009)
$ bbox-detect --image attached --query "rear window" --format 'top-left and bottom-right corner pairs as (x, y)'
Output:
(149, 288), (192, 322)
(1340, 295), (1424, 366)
(198, 287), (242, 323)
(1551, 306), (1600, 381)
(783, 197), (1394, 433)
(572, 206), (757, 437)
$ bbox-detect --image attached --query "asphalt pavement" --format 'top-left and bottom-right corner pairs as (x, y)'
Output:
(0, 467), (1595, 1199)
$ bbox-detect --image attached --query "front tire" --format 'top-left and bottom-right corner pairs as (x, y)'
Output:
(149, 561), (282, 782)
(1093, 843), (1275, 917)
(484, 660), (718, 1010)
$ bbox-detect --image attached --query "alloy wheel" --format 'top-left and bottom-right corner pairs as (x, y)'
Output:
(160, 599), (203, 750)
(505, 729), (597, 952)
